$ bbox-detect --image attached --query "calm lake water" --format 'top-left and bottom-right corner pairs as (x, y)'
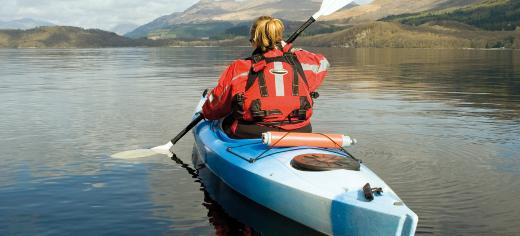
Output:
(0, 47), (519, 235)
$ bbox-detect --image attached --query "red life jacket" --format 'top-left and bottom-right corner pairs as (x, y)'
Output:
(232, 49), (315, 128)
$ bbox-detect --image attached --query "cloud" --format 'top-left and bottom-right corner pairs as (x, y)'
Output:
(0, 0), (198, 30)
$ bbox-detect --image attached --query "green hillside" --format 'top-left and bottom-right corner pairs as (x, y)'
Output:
(381, 0), (520, 31)
(0, 26), (144, 48)
(129, 21), (234, 39)
(127, 20), (342, 40)
(299, 21), (519, 49)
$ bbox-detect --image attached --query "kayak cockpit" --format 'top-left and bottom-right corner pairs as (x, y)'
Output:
(212, 120), (356, 164)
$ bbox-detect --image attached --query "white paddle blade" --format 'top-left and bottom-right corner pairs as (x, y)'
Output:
(151, 142), (174, 155)
(313, 0), (354, 19)
(111, 149), (161, 159)
(111, 142), (173, 159)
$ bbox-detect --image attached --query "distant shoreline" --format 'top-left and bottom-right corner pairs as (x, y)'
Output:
(2, 46), (518, 50)
(1, 23), (518, 49)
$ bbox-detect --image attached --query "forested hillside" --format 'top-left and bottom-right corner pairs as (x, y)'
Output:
(382, 0), (520, 31)
(299, 21), (519, 49)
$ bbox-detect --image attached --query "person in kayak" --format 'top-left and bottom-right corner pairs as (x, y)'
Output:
(202, 16), (329, 139)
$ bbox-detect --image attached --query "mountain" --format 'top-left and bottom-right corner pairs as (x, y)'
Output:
(0, 26), (143, 48)
(322, 0), (484, 23)
(381, 0), (520, 31)
(149, 0), (319, 23)
(111, 23), (139, 35)
(0, 18), (55, 30)
(126, 0), (358, 39)
(300, 0), (520, 49)
(126, 0), (489, 40)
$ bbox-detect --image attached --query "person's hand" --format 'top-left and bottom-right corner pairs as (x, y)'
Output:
(281, 40), (287, 47)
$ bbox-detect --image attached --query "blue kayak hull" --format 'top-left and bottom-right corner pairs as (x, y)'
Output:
(193, 119), (418, 236)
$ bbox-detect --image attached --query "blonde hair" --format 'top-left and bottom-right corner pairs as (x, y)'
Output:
(250, 16), (284, 52)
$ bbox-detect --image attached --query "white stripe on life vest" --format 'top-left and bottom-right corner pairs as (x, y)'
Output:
(274, 62), (284, 96)
(318, 58), (330, 73)
(301, 59), (330, 73)
(231, 72), (249, 81)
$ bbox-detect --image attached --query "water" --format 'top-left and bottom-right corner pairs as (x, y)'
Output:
(0, 47), (519, 235)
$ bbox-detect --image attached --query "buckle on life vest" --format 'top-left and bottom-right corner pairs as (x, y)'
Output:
(252, 54), (264, 63)
(232, 93), (245, 119)
(290, 96), (311, 120)
(250, 99), (282, 118)
(290, 109), (307, 121)
(257, 119), (305, 127)
(251, 109), (283, 118)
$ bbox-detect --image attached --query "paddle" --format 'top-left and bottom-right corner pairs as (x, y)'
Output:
(111, 0), (353, 159)
(150, 113), (204, 155)
(112, 87), (209, 159)
(286, 0), (354, 43)
(111, 113), (204, 159)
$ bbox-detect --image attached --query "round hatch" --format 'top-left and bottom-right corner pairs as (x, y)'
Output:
(291, 153), (360, 171)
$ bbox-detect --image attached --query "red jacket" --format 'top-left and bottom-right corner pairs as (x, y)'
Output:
(202, 44), (329, 132)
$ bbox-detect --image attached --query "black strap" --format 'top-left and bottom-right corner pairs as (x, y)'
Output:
(252, 54), (264, 63)
(299, 96), (311, 120)
(257, 119), (306, 127)
(245, 53), (268, 97)
(245, 68), (256, 91)
(282, 53), (309, 96)
(257, 70), (268, 97)
(291, 62), (299, 96)
(264, 56), (286, 63)
(289, 53), (309, 88)
(251, 109), (283, 118)
(245, 68), (268, 97)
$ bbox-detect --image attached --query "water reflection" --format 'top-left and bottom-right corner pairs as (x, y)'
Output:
(318, 48), (520, 121)
(166, 147), (324, 236)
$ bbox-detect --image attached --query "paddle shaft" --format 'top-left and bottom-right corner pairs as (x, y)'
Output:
(171, 113), (204, 145)
(286, 17), (316, 44)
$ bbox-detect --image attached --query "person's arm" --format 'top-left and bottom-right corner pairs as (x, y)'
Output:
(295, 50), (329, 92)
(201, 63), (236, 120)
(307, 52), (329, 92)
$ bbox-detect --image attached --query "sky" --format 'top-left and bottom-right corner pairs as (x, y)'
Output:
(0, 0), (373, 31)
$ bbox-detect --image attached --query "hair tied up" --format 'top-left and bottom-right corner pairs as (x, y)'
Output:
(250, 16), (284, 52)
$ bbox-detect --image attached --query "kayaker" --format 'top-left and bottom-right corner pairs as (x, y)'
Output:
(202, 16), (329, 139)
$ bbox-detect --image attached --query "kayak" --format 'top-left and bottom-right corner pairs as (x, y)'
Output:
(192, 96), (418, 235)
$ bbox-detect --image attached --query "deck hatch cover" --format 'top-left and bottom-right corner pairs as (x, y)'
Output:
(291, 153), (360, 171)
